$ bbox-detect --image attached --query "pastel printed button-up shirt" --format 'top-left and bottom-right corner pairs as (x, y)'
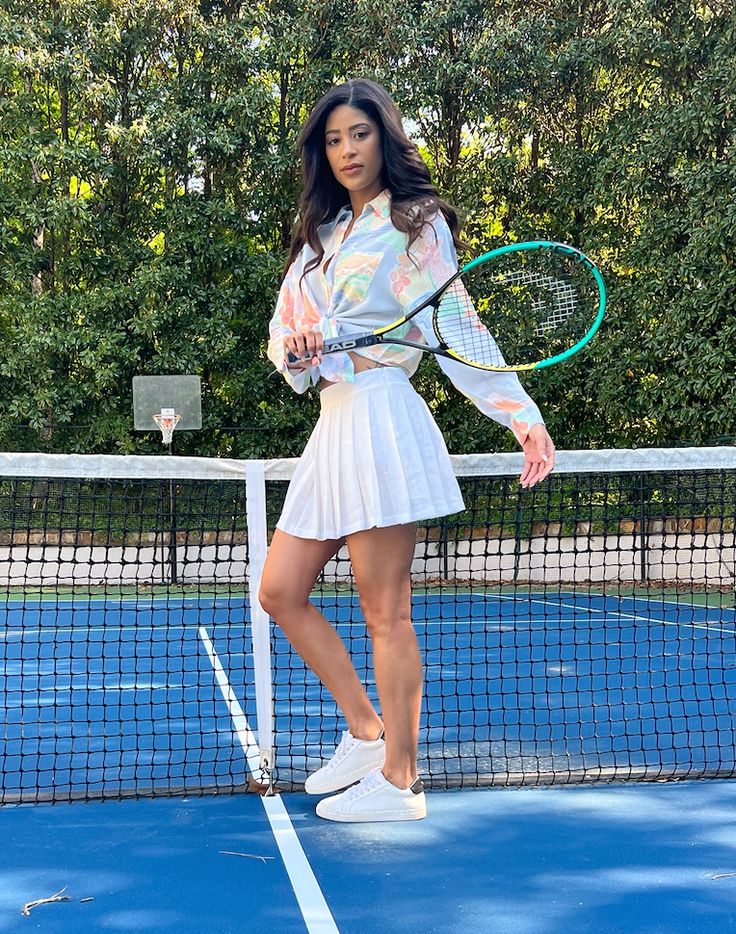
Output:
(267, 189), (544, 444)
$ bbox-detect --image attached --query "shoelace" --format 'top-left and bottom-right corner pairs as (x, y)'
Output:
(340, 769), (383, 802)
(329, 731), (354, 766)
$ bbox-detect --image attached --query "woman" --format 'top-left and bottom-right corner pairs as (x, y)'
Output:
(260, 78), (555, 823)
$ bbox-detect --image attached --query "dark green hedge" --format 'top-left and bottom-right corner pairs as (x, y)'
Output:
(1, 0), (733, 456)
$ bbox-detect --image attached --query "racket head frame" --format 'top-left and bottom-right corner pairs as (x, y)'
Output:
(434, 240), (607, 372)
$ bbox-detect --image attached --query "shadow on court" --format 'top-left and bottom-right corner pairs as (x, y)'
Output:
(0, 795), (298, 933)
(2, 780), (736, 933)
(293, 779), (736, 934)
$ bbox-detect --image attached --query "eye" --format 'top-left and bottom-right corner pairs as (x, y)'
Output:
(326, 137), (339, 146)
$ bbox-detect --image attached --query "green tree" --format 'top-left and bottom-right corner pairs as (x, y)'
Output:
(0, 0), (733, 455)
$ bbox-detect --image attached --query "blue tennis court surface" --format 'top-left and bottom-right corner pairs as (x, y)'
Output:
(1, 597), (254, 800)
(2, 591), (736, 800)
(2, 781), (736, 932)
(2, 590), (736, 932)
(269, 591), (736, 787)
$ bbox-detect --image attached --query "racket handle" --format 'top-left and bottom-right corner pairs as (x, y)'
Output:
(285, 349), (321, 364)
(322, 334), (380, 353)
(286, 333), (381, 364)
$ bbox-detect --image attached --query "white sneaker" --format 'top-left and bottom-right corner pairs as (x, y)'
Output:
(304, 730), (386, 795)
(315, 768), (427, 823)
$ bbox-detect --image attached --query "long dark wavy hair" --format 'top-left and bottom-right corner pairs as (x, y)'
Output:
(283, 78), (464, 281)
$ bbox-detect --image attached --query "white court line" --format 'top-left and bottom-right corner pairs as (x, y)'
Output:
(6, 614), (734, 640)
(5, 596), (732, 643)
(589, 609), (736, 637)
(321, 588), (735, 611)
(0, 619), (249, 638)
(489, 592), (736, 635)
(318, 590), (736, 633)
(505, 593), (736, 635)
(494, 587), (736, 616)
(199, 624), (340, 934)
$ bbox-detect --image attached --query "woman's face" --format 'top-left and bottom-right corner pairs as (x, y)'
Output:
(324, 104), (384, 198)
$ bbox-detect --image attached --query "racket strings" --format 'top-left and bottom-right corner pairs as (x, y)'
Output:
(499, 270), (579, 335)
(434, 253), (595, 368)
(436, 281), (507, 368)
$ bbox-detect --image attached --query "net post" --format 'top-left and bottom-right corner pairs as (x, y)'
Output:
(245, 460), (275, 786)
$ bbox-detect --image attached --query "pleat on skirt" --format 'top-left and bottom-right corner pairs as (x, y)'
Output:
(276, 367), (464, 540)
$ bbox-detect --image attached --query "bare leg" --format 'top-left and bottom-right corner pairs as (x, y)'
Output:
(346, 523), (420, 789)
(259, 529), (383, 740)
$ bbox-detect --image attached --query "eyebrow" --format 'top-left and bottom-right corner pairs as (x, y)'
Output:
(325, 123), (371, 135)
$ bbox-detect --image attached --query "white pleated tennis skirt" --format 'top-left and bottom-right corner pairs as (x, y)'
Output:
(276, 367), (464, 540)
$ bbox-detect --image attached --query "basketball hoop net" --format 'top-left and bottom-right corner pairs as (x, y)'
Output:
(153, 408), (182, 446)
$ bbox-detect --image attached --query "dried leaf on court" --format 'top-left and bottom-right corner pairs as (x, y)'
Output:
(219, 850), (275, 863)
(21, 887), (71, 916)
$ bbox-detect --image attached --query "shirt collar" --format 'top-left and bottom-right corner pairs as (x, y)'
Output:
(336, 188), (392, 223)
(367, 188), (392, 219)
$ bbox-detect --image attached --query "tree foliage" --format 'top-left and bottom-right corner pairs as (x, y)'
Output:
(0, 0), (733, 455)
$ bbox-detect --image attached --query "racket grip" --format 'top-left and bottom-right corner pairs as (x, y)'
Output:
(286, 334), (376, 364)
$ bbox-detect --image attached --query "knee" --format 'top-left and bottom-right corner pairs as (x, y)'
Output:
(258, 582), (285, 619)
(258, 581), (307, 622)
(360, 598), (413, 641)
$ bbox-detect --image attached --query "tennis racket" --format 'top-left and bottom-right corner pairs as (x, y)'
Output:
(288, 240), (606, 372)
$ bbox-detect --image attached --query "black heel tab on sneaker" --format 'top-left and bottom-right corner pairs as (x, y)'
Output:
(410, 777), (424, 794)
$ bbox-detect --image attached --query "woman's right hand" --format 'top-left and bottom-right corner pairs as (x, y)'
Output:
(284, 329), (324, 370)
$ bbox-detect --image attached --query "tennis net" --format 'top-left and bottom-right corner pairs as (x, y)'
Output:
(1, 448), (734, 804)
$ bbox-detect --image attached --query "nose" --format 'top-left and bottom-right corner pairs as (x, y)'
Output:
(341, 137), (357, 157)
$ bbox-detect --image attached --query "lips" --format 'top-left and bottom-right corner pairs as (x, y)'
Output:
(342, 164), (363, 173)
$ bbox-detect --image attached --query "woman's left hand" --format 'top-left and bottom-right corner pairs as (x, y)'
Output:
(519, 423), (556, 488)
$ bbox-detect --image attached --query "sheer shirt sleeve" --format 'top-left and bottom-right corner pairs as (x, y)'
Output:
(267, 261), (330, 394)
(401, 214), (545, 445)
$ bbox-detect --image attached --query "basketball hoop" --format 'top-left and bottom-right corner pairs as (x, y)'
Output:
(153, 408), (182, 446)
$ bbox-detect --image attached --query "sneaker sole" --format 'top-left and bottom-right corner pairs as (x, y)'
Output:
(316, 806), (427, 823)
(317, 811), (427, 824)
